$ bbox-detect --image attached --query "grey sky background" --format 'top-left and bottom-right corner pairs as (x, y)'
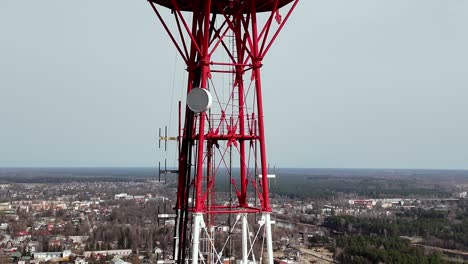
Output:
(1, 1), (467, 169)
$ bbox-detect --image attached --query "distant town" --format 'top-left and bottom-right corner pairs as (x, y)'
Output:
(1, 168), (468, 264)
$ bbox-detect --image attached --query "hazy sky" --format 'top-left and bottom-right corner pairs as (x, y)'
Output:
(1, 1), (467, 169)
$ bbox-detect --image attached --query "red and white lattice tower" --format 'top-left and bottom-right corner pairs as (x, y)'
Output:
(148, 1), (298, 264)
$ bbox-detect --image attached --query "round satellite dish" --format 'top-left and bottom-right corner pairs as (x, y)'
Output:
(187, 88), (212, 113)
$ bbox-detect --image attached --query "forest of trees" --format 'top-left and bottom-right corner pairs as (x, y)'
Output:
(86, 200), (174, 257)
(324, 207), (468, 250)
(269, 174), (452, 200)
(334, 235), (452, 264)
(323, 202), (468, 263)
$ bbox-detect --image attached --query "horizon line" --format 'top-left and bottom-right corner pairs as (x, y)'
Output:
(1, 166), (468, 172)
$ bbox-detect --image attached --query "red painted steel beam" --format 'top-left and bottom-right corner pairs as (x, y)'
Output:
(193, 0), (212, 213)
(201, 135), (258, 140)
(250, 0), (271, 212)
(150, 0), (294, 13)
(260, 0), (299, 57)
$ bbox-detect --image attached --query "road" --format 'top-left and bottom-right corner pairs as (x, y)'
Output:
(297, 247), (337, 263)
(414, 244), (468, 258)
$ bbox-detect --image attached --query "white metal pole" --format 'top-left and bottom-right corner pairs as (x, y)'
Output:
(264, 213), (274, 264)
(192, 213), (204, 264)
(241, 213), (248, 264)
(173, 209), (181, 262)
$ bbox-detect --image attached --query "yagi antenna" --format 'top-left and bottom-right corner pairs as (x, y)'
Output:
(157, 124), (179, 183)
(158, 159), (179, 183)
(158, 126), (171, 151)
(158, 128), (161, 149)
(159, 125), (177, 151)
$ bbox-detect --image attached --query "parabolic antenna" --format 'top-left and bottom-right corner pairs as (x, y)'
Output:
(187, 88), (212, 113)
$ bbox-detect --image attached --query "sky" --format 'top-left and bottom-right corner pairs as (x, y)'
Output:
(0, 1), (467, 169)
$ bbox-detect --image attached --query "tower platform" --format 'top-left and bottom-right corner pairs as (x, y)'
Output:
(150, 0), (294, 13)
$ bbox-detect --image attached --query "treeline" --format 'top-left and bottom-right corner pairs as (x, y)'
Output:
(0, 175), (149, 184)
(324, 208), (468, 250)
(88, 225), (172, 254)
(87, 200), (174, 255)
(269, 175), (452, 200)
(0, 168), (157, 183)
(335, 235), (451, 264)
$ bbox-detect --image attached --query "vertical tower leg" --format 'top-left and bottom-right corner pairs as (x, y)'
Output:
(241, 213), (248, 264)
(192, 213), (205, 264)
(251, 15), (274, 264)
(174, 208), (181, 262)
(264, 213), (274, 264)
(192, 2), (211, 264)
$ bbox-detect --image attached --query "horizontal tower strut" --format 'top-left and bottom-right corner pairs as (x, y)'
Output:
(150, 0), (294, 13)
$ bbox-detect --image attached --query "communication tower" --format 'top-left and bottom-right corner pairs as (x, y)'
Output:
(147, 1), (299, 264)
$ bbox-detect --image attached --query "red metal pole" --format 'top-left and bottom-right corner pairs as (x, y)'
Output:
(251, 2), (271, 212)
(261, 0), (299, 57)
(194, 0), (212, 213)
(148, 1), (188, 64)
(174, 5), (205, 261)
(235, 16), (248, 207)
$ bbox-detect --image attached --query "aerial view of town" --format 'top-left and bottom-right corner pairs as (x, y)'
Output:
(2, 0), (467, 264)
(1, 168), (468, 263)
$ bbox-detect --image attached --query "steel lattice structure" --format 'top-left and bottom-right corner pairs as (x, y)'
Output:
(148, 1), (298, 264)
